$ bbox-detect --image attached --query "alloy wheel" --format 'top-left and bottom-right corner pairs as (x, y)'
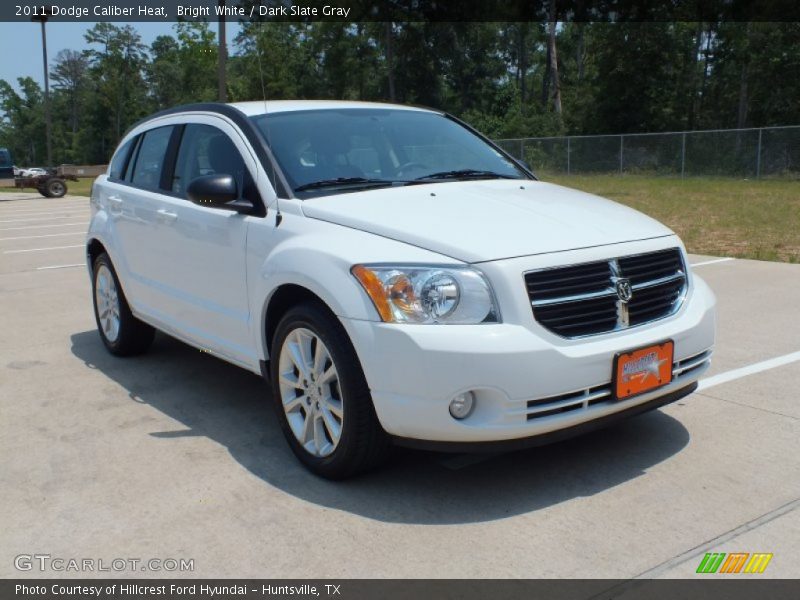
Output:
(95, 264), (121, 343)
(277, 327), (344, 457)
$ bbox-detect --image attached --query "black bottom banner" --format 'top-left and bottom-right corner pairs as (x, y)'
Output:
(4, 579), (800, 600)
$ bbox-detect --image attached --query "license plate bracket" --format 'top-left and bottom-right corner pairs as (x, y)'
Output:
(613, 340), (674, 400)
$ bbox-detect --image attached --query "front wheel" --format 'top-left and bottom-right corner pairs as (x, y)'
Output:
(92, 253), (155, 356)
(269, 303), (389, 479)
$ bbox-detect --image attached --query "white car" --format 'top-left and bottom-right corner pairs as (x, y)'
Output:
(21, 167), (48, 177)
(87, 101), (716, 478)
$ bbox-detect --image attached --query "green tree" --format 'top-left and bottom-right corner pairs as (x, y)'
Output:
(84, 23), (149, 160)
(0, 77), (45, 166)
(50, 49), (90, 163)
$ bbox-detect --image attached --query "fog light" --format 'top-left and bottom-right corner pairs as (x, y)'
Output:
(449, 391), (475, 419)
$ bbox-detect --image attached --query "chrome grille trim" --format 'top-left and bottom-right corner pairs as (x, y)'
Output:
(672, 349), (713, 377)
(609, 258), (629, 328)
(525, 248), (687, 338)
(530, 287), (618, 307)
(631, 271), (686, 291)
(520, 348), (712, 421)
(526, 387), (612, 416)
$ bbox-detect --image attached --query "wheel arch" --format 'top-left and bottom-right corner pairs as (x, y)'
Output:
(262, 284), (339, 362)
(86, 237), (107, 273)
(86, 237), (132, 301)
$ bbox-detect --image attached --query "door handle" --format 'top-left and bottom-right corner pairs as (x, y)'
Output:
(156, 209), (178, 224)
(107, 195), (123, 214)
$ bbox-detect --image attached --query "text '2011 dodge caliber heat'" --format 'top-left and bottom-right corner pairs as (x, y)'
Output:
(87, 101), (716, 479)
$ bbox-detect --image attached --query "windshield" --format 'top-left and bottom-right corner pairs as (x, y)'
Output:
(249, 108), (527, 197)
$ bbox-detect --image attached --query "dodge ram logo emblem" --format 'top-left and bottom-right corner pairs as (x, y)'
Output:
(615, 278), (633, 303)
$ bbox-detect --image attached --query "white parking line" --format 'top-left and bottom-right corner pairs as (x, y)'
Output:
(36, 263), (85, 270)
(0, 215), (84, 224)
(0, 208), (88, 217)
(4, 244), (84, 254)
(0, 222), (86, 232)
(0, 212), (89, 221)
(0, 231), (85, 242)
(0, 198), (88, 205)
(0, 212), (87, 219)
(691, 257), (735, 267)
(0, 203), (89, 215)
(698, 350), (800, 391)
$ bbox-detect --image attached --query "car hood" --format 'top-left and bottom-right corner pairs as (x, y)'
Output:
(300, 180), (674, 263)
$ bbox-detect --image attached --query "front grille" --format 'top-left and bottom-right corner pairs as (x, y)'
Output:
(525, 248), (687, 338)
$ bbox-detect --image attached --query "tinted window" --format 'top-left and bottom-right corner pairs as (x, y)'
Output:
(250, 109), (524, 197)
(130, 126), (173, 190)
(172, 124), (257, 203)
(123, 136), (140, 181)
(108, 138), (135, 180)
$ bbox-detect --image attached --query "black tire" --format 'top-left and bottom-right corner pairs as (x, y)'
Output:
(92, 253), (155, 356)
(37, 186), (51, 198)
(269, 302), (389, 479)
(44, 178), (67, 198)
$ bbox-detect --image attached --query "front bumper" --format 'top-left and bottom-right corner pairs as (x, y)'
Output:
(393, 382), (698, 453)
(340, 274), (716, 444)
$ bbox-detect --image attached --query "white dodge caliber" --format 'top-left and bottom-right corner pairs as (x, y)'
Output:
(88, 100), (716, 478)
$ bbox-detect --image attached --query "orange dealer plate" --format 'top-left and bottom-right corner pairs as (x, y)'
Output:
(613, 340), (674, 400)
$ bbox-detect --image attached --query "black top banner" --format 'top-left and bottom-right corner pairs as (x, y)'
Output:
(3, 0), (800, 23)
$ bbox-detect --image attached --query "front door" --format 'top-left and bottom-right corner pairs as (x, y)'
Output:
(148, 119), (264, 368)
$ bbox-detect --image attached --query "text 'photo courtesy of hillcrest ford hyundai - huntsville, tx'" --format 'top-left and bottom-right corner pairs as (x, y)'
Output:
(86, 100), (715, 479)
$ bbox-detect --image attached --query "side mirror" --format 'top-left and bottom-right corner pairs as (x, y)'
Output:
(186, 174), (239, 207)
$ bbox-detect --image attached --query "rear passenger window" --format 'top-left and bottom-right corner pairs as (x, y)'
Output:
(130, 126), (173, 190)
(171, 124), (259, 204)
(108, 138), (135, 180)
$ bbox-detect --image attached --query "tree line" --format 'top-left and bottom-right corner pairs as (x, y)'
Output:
(1, 21), (798, 166)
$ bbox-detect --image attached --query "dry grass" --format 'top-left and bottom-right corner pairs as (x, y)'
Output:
(545, 174), (800, 263)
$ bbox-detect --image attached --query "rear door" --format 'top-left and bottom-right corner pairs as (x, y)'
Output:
(103, 126), (176, 314)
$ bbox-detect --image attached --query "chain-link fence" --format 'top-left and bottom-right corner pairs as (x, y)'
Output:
(495, 126), (800, 178)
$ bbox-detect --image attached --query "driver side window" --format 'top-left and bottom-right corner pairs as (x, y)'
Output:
(171, 124), (259, 204)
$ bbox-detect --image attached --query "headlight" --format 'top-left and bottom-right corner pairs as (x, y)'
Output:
(351, 264), (500, 324)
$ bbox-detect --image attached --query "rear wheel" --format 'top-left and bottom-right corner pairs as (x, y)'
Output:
(44, 178), (67, 198)
(269, 302), (389, 479)
(92, 253), (155, 356)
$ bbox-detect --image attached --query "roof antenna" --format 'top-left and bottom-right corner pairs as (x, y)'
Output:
(254, 17), (281, 225)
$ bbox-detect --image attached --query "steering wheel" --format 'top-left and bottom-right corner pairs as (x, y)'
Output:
(395, 162), (427, 177)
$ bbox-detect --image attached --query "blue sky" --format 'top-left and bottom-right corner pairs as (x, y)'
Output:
(0, 22), (243, 92)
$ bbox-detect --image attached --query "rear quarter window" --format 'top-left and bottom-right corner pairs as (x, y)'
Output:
(108, 138), (136, 180)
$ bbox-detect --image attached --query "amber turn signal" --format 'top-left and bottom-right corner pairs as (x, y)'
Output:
(351, 265), (394, 322)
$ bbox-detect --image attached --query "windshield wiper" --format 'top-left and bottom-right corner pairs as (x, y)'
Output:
(413, 169), (520, 182)
(294, 177), (397, 192)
